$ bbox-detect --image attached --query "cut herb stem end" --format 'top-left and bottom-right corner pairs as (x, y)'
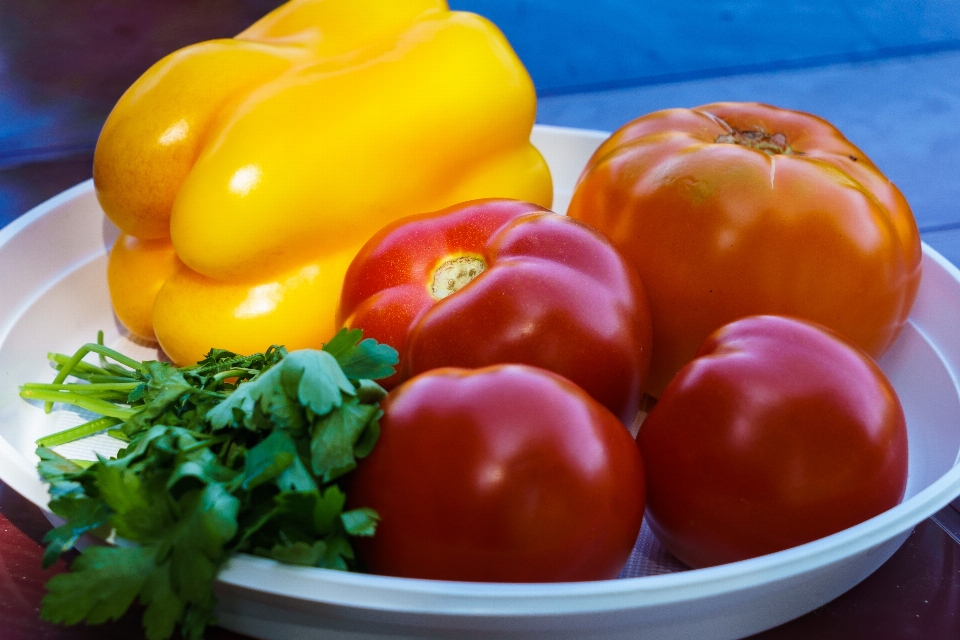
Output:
(36, 416), (123, 448)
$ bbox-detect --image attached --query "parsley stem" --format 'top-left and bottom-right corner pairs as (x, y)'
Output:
(87, 375), (140, 384)
(179, 435), (230, 454)
(22, 382), (140, 392)
(47, 354), (136, 382)
(21, 388), (137, 420)
(197, 389), (228, 400)
(106, 428), (131, 442)
(212, 368), (258, 382)
(20, 383), (132, 404)
(44, 344), (143, 412)
(36, 416), (123, 447)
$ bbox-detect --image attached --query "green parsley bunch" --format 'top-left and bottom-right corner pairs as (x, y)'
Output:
(20, 329), (398, 640)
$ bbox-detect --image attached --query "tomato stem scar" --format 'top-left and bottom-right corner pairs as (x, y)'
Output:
(431, 255), (486, 299)
(716, 129), (792, 155)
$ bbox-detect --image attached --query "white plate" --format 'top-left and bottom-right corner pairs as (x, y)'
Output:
(2, 125), (960, 640)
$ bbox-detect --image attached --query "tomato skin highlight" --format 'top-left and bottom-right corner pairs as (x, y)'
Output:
(638, 315), (909, 569)
(347, 364), (646, 582)
(337, 198), (653, 425)
(568, 102), (922, 397)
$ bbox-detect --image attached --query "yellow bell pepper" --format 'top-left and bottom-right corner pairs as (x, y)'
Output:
(94, 0), (552, 364)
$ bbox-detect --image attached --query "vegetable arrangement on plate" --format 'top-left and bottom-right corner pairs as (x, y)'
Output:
(17, 0), (923, 639)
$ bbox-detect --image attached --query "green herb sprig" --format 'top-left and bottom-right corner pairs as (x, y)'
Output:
(21, 329), (398, 640)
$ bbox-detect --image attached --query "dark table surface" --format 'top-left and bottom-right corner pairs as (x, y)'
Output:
(3, 1), (960, 638)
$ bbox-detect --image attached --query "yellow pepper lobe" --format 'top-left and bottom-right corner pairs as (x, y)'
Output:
(95, 0), (552, 363)
(170, 10), (549, 281)
(237, 0), (447, 51)
(107, 234), (182, 341)
(93, 40), (299, 239)
(152, 248), (354, 366)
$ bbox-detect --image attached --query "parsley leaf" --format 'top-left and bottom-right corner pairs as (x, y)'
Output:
(41, 545), (157, 626)
(122, 363), (203, 437)
(25, 329), (396, 640)
(241, 429), (297, 490)
(341, 507), (380, 537)
(323, 327), (399, 380)
(310, 400), (381, 481)
(140, 560), (185, 640)
(42, 497), (111, 568)
(96, 462), (173, 542)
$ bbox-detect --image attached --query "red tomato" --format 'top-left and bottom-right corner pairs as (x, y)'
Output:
(568, 102), (922, 397)
(638, 315), (908, 569)
(337, 198), (653, 425)
(347, 364), (646, 582)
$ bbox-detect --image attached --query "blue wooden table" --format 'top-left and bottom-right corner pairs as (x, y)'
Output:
(1, 2), (959, 638)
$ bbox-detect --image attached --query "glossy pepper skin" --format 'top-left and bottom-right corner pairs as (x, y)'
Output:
(336, 199), (654, 425)
(568, 102), (922, 397)
(95, 0), (552, 363)
(638, 315), (908, 569)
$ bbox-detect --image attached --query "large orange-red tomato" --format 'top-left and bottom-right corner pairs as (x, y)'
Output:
(336, 198), (653, 425)
(568, 102), (922, 397)
(347, 364), (646, 582)
(638, 315), (909, 569)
